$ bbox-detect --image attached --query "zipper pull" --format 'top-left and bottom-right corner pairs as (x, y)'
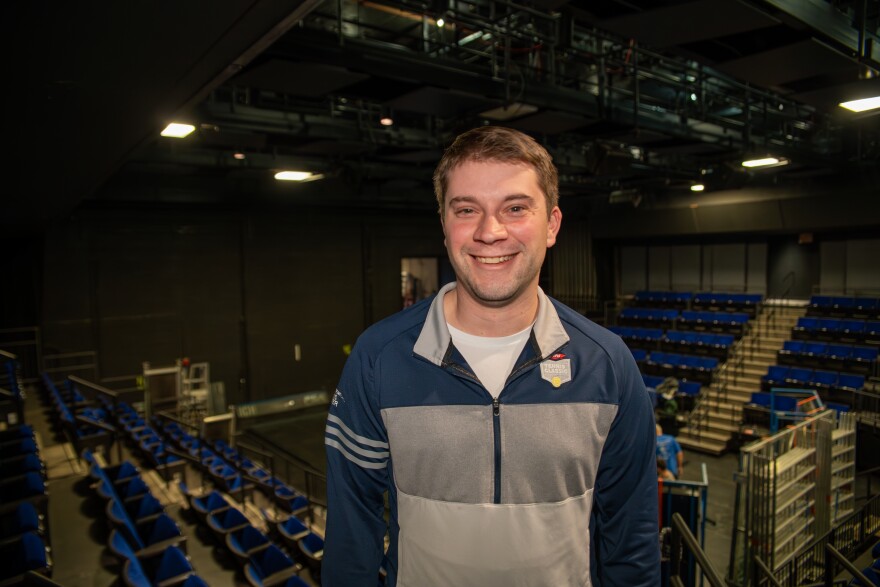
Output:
(493, 397), (500, 416)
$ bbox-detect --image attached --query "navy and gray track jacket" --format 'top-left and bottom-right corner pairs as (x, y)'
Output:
(324, 283), (660, 587)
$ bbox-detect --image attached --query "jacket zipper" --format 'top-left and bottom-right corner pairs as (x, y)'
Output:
(492, 396), (501, 504)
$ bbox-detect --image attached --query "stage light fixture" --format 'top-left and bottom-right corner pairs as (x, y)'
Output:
(160, 123), (195, 138)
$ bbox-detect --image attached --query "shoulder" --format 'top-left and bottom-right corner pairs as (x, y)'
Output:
(549, 298), (633, 367)
(354, 295), (433, 358)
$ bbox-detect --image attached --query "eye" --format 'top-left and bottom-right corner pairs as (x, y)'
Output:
(455, 207), (476, 216)
(508, 205), (528, 214)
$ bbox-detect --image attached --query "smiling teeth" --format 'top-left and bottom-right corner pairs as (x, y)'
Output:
(476, 255), (513, 264)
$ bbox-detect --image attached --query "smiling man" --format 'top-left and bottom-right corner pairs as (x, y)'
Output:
(323, 126), (659, 587)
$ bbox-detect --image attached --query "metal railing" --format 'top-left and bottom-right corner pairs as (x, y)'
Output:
(0, 328), (41, 383)
(669, 512), (727, 587)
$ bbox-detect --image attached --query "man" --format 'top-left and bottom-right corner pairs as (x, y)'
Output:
(656, 424), (684, 479)
(323, 126), (659, 586)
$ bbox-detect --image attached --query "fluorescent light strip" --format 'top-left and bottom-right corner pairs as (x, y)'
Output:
(839, 96), (880, 112)
(742, 157), (779, 168)
(275, 171), (314, 181)
(690, 184), (705, 192)
(160, 123), (195, 138)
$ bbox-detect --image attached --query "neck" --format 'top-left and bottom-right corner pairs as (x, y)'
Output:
(443, 284), (539, 337)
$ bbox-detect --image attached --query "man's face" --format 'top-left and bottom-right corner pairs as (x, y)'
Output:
(442, 159), (561, 308)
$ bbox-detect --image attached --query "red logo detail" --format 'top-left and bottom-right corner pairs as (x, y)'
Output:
(550, 353), (566, 361)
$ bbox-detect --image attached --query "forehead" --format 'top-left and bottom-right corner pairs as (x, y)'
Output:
(446, 159), (542, 196)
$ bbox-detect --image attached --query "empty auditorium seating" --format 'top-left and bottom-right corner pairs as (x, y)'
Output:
(643, 352), (718, 384)
(661, 331), (734, 359)
(608, 326), (664, 350)
(778, 340), (879, 375)
(617, 307), (680, 328)
(227, 525), (272, 567)
(793, 317), (880, 345)
(0, 531), (52, 583)
(677, 311), (749, 335)
(632, 291), (693, 309)
(807, 295), (880, 319)
(761, 365), (865, 406)
(692, 292), (763, 316)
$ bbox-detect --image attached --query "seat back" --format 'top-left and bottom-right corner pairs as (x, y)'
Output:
(155, 546), (193, 583)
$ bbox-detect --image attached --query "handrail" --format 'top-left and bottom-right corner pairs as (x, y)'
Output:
(670, 512), (727, 587)
(824, 544), (873, 587)
(753, 555), (784, 587)
(0, 349), (18, 360)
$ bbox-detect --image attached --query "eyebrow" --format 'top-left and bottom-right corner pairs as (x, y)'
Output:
(447, 193), (537, 207)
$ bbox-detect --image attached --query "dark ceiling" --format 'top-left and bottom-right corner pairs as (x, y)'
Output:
(10, 0), (880, 232)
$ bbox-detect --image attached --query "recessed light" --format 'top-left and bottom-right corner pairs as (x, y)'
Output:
(275, 171), (314, 181)
(380, 116), (394, 126)
(690, 184), (705, 192)
(839, 96), (880, 112)
(233, 152), (246, 160)
(436, 18), (445, 27)
(742, 157), (787, 168)
(160, 123), (195, 138)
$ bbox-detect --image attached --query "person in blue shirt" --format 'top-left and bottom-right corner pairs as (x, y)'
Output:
(656, 424), (684, 479)
(323, 126), (660, 587)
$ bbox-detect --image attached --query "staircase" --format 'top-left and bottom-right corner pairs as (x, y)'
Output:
(676, 302), (806, 455)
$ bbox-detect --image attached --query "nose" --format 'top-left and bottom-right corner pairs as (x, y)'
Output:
(474, 213), (507, 243)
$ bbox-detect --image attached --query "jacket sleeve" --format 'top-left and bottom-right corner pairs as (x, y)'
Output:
(322, 339), (390, 587)
(590, 349), (660, 586)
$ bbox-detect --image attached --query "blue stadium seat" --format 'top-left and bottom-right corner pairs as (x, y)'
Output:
(678, 381), (701, 396)
(0, 531), (50, 582)
(123, 545), (193, 587)
(245, 544), (299, 587)
(838, 374), (865, 391)
(278, 516), (310, 546)
(296, 532), (324, 578)
(207, 507), (250, 541)
(226, 525), (271, 567)
(787, 368), (812, 385)
(810, 370), (838, 389)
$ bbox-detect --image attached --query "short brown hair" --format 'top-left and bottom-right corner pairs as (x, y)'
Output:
(433, 126), (559, 217)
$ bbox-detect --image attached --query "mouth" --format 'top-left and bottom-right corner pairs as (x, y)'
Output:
(473, 254), (515, 264)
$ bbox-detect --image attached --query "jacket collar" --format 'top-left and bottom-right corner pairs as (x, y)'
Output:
(413, 281), (570, 367)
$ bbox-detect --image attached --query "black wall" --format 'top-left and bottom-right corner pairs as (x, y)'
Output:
(767, 236), (820, 299)
(39, 206), (445, 404)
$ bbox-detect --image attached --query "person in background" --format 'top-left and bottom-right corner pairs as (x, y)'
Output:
(657, 457), (676, 481)
(323, 126), (660, 587)
(656, 423), (684, 479)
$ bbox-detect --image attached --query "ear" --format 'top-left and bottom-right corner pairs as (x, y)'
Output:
(546, 206), (562, 248)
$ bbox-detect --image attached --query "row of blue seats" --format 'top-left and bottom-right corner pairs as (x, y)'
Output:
(633, 291), (762, 307)
(42, 374), (114, 456)
(778, 340), (878, 375)
(808, 295), (880, 318)
(634, 351), (719, 384)
(762, 365), (865, 397)
(83, 449), (209, 587)
(793, 317), (880, 344)
(619, 310), (750, 337)
(642, 374), (701, 396)
(158, 420), (310, 516)
(611, 327), (734, 347)
(179, 482), (318, 586)
(0, 424), (52, 583)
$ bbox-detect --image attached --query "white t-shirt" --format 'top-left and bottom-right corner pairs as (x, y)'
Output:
(447, 323), (533, 398)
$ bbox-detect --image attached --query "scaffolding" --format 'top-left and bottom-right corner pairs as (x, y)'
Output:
(729, 410), (857, 586)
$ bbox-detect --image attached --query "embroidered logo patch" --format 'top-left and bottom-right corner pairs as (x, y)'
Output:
(550, 353), (567, 361)
(540, 359), (571, 388)
(331, 389), (344, 407)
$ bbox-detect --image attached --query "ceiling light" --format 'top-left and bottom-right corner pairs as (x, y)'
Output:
(480, 102), (539, 121)
(380, 116), (394, 126)
(275, 171), (316, 181)
(690, 93), (697, 101)
(436, 18), (445, 27)
(690, 184), (705, 192)
(742, 157), (782, 168)
(160, 123), (195, 138)
(233, 152), (246, 160)
(839, 96), (880, 112)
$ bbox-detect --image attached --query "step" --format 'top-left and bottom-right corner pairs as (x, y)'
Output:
(704, 399), (744, 414)
(703, 417), (740, 433)
(677, 427), (731, 444)
(676, 435), (726, 456)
